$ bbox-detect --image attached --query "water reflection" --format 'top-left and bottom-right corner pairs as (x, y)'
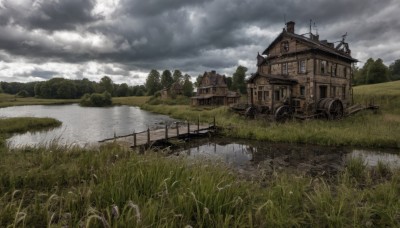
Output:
(178, 138), (400, 175)
(0, 104), (177, 147)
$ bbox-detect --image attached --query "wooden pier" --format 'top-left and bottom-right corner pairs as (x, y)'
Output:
(99, 117), (217, 149)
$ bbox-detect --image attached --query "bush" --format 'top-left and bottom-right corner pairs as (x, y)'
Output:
(80, 92), (112, 107)
(16, 90), (30, 97)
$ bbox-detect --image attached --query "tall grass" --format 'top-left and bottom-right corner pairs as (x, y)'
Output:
(0, 143), (399, 227)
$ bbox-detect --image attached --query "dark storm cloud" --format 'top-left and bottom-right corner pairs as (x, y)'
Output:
(0, 0), (100, 30)
(0, 0), (399, 82)
(19, 68), (58, 79)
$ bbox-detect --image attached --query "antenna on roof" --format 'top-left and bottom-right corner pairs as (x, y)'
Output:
(309, 19), (312, 35)
(313, 22), (318, 35)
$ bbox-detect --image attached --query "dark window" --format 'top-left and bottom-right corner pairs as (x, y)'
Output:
(282, 63), (288, 75)
(332, 64), (337, 76)
(319, 86), (327, 99)
(300, 86), (305, 96)
(343, 67), (347, 78)
(299, 60), (306, 73)
(332, 86), (336, 97)
(342, 86), (346, 99)
(320, 60), (327, 74)
(274, 90), (280, 101)
(281, 41), (289, 53)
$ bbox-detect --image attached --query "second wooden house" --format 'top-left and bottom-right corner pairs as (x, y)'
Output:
(192, 71), (240, 106)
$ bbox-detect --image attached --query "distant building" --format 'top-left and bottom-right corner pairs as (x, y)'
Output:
(247, 21), (357, 117)
(160, 81), (183, 99)
(191, 71), (240, 106)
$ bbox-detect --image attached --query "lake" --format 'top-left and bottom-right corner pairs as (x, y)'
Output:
(0, 104), (178, 147)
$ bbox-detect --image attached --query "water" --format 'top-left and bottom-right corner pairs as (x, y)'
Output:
(178, 138), (400, 174)
(0, 104), (177, 147)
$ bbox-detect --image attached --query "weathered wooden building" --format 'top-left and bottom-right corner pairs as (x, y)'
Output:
(160, 81), (183, 99)
(192, 71), (240, 106)
(247, 21), (357, 119)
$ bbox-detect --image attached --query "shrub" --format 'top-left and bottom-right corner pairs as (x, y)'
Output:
(80, 92), (112, 107)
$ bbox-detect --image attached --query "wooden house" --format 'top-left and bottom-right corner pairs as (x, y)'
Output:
(246, 21), (357, 119)
(192, 71), (240, 106)
(160, 81), (184, 99)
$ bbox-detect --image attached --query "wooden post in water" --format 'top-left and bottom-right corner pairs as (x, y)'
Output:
(147, 128), (150, 145)
(197, 116), (200, 135)
(133, 130), (136, 147)
(165, 125), (168, 140)
(187, 120), (190, 137)
(176, 122), (179, 136)
(213, 116), (216, 128)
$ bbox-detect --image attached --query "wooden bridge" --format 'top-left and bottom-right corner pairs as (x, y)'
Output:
(99, 117), (217, 149)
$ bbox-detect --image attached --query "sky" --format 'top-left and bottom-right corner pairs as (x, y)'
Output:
(0, 0), (399, 85)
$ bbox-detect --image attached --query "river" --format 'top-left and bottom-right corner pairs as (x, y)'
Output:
(0, 104), (178, 147)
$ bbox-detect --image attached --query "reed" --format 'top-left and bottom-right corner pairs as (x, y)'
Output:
(1, 143), (399, 227)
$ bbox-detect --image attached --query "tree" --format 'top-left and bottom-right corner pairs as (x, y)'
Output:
(182, 74), (194, 97)
(145, 69), (161, 95)
(232, 65), (247, 94)
(116, 83), (129, 97)
(99, 76), (114, 94)
(194, 74), (203, 88)
(365, 58), (390, 84)
(161, 70), (174, 89)
(56, 80), (77, 99)
(389, 59), (400, 81)
(172, 70), (183, 83)
(225, 77), (233, 90)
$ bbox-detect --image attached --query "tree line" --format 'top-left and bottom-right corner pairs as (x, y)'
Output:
(0, 76), (147, 99)
(353, 58), (400, 85)
(145, 69), (194, 97)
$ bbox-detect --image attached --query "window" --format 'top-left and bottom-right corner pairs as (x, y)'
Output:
(319, 86), (327, 99)
(281, 41), (289, 53)
(300, 86), (305, 96)
(299, 60), (306, 73)
(320, 60), (327, 74)
(264, 91), (269, 100)
(282, 63), (288, 75)
(274, 90), (280, 101)
(332, 63), (337, 76)
(342, 86), (346, 99)
(343, 67), (347, 78)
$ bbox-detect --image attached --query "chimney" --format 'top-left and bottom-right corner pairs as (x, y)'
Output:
(286, 21), (295, 34)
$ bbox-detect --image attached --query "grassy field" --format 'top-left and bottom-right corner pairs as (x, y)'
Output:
(112, 96), (151, 106)
(0, 93), (78, 108)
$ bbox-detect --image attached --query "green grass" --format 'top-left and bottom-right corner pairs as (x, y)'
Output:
(0, 93), (78, 108)
(112, 96), (151, 106)
(0, 143), (399, 227)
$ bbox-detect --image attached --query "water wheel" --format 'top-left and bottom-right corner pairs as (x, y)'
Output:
(245, 106), (258, 119)
(274, 105), (292, 122)
(327, 99), (344, 120)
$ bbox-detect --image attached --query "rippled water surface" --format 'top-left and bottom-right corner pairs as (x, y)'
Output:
(1, 104), (177, 147)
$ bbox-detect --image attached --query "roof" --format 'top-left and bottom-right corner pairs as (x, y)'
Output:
(262, 31), (358, 63)
(247, 72), (298, 85)
(198, 71), (227, 88)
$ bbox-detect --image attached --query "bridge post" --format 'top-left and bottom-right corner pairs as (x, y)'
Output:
(165, 124), (168, 140)
(197, 116), (200, 135)
(213, 116), (216, 128)
(176, 122), (179, 136)
(133, 130), (136, 147)
(187, 120), (190, 137)
(147, 128), (150, 145)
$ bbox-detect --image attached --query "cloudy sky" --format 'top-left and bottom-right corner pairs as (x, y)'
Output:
(0, 0), (399, 85)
